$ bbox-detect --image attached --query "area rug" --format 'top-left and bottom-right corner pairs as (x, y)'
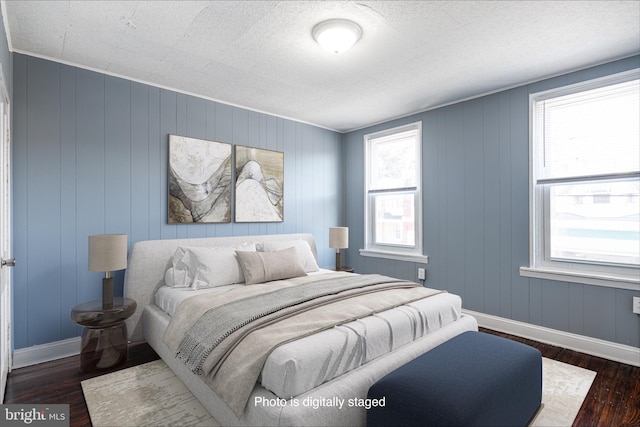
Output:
(82, 357), (596, 427)
(82, 360), (218, 427)
(531, 357), (597, 426)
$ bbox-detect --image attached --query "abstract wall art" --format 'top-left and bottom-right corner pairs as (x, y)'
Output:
(235, 145), (284, 222)
(168, 135), (232, 223)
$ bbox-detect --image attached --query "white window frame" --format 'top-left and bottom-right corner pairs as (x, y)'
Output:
(521, 69), (640, 290)
(360, 121), (428, 263)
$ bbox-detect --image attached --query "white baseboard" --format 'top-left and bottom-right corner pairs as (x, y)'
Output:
(464, 309), (640, 367)
(12, 337), (80, 369)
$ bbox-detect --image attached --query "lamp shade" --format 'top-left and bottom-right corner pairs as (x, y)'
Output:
(329, 227), (349, 249)
(88, 234), (128, 272)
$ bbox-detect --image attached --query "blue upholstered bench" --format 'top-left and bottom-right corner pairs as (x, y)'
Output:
(367, 331), (542, 427)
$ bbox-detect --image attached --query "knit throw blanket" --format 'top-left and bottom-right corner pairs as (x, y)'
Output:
(174, 274), (411, 374)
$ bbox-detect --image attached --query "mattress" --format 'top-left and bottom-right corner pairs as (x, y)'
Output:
(155, 273), (462, 399)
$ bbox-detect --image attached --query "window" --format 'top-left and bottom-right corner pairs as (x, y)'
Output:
(522, 70), (640, 289)
(361, 122), (427, 263)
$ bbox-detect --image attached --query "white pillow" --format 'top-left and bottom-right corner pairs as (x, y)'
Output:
(164, 243), (256, 289)
(164, 247), (191, 288)
(164, 266), (191, 288)
(257, 239), (319, 272)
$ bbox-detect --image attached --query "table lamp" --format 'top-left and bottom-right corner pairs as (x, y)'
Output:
(329, 227), (349, 270)
(89, 234), (128, 310)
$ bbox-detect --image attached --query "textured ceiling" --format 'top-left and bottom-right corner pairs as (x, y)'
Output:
(3, 1), (640, 132)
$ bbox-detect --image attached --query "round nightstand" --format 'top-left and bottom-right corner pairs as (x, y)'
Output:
(337, 266), (354, 273)
(71, 297), (136, 373)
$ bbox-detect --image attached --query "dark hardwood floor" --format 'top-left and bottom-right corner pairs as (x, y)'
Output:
(3, 328), (639, 426)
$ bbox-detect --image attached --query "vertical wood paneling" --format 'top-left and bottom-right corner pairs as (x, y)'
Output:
(130, 82), (150, 245)
(312, 128), (324, 249)
(104, 76), (131, 236)
(568, 282), (585, 335)
(26, 58), (61, 346)
(282, 119), (297, 235)
(12, 54), (342, 349)
(300, 125), (314, 235)
(74, 68), (105, 305)
(343, 55), (640, 348)
(497, 90), (513, 319)
(147, 87), (162, 239)
(59, 65), (78, 339)
(444, 105), (465, 298)
(584, 286), (617, 341)
(482, 94), (501, 314)
(421, 112), (438, 284)
(541, 281), (569, 331)
(463, 99), (485, 311)
(529, 278), (542, 326)
(434, 108), (448, 289)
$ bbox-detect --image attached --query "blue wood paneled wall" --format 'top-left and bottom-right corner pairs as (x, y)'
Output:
(343, 55), (640, 348)
(12, 54), (343, 349)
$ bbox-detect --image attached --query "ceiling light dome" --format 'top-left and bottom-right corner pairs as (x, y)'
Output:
(312, 19), (362, 54)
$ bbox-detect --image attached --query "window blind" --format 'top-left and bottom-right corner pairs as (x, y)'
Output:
(535, 78), (640, 182)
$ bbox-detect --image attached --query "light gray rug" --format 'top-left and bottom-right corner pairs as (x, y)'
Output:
(82, 357), (596, 427)
(531, 358), (596, 426)
(82, 359), (218, 427)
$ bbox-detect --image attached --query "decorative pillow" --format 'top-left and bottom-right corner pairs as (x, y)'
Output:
(235, 246), (307, 285)
(257, 240), (319, 272)
(164, 266), (191, 288)
(164, 243), (256, 289)
(164, 247), (191, 288)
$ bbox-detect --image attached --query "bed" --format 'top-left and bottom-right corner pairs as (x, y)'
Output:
(124, 233), (477, 426)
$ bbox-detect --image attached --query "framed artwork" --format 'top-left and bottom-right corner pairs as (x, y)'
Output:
(168, 134), (232, 223)
(234, 145), (284, 222)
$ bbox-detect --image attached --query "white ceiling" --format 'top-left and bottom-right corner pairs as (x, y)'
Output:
(3, 1), (639, 132)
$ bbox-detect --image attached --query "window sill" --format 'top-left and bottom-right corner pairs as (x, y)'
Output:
(359, 249), (429, 264)
(519, 266), (639, 290)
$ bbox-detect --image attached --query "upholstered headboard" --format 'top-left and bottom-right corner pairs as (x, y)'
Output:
(123, 233), (317, 342)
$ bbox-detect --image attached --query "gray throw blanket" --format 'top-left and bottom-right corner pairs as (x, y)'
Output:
(175, 274), (410, 375)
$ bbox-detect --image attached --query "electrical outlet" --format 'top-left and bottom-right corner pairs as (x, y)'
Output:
(417, 268), (426, 280)
(633, 297), (640, 315)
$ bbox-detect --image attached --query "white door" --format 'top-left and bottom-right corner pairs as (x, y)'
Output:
(0, 67), (12, 402)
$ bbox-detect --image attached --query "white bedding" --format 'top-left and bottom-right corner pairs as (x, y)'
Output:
(154, 271), (462, 399)
(126, 233), (478, 427)
(261, 292), (461, 398)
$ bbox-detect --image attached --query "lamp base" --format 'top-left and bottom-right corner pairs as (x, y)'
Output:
(335, 252), (343, 271)
(102, 277), (114, 310)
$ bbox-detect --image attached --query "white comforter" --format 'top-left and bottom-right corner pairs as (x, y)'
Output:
(155, 273), (461, 399)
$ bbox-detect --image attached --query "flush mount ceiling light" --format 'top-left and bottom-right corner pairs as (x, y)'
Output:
(312, 19), (362, 54)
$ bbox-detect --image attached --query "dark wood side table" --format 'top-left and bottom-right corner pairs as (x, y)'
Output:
(71, 297), (137, 373)
(337, 266), (354, 273)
